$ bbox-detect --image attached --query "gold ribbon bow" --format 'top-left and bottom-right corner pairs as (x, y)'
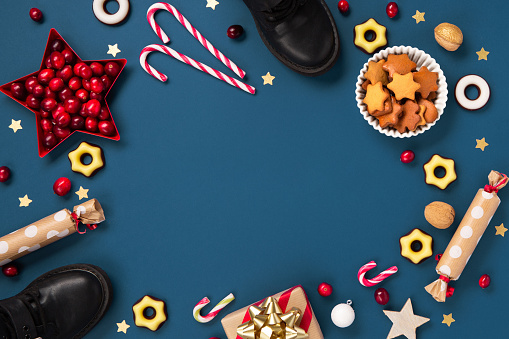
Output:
(237, 297), (308, 339)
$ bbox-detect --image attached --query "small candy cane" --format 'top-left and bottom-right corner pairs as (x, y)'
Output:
(147, 2), (246, 79)
(140, 44), (256, 95)
(193, 293), (235, 323)
(358, 261), (398, 287)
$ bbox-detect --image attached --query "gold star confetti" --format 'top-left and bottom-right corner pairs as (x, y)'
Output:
(75, 186), (89, 200)
(412, 10), (425, 24)
(107, 44), (121, 58)
(9, 119), (22, 133)
(384, 299), (429, 339)
(206, 0), (219, 10)
(19, 195), (32, 207)
(495, 223), (507, 237)
(475, 137), (489, 151)
(262, 72), (275, 85)
(476, 47), (489, 61)
(116, 320), (130, 334)
(442, 313), (455, 327)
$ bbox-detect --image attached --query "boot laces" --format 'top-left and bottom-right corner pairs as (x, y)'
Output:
(262, 0), (306, 24)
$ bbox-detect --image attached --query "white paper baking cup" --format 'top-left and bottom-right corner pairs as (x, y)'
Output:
(355, 46), (448, 138)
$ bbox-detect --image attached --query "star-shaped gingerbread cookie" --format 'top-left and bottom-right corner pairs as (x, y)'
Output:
(383, 54), (417, 78)
(371, 90), (392, 116)
(363, 82), (389, 114)
(388, 73), (421, 101)
(417, 98), (438, 123)
(377, 97), (403, 128)
(413, 66), (438, 98)
(365, 60), (389, 86)
(394, 100), (421, 133)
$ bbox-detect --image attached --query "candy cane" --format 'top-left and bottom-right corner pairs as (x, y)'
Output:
(193, 293), (235, 323)
(357, 261), (398, 287)
(140, 44), (256, 95)
(147, 2), (246, 79)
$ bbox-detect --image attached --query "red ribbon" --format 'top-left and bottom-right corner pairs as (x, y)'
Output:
(446, 286), (455, 298)
(439, 275), (450, 283)
(71, 212), (98, 235)
(484, 173), (508, 193)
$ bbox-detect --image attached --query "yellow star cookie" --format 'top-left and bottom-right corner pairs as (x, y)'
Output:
(363, 82), (390, 114)
(387, 73), (421, 101)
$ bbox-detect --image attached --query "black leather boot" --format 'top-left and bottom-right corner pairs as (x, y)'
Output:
(242, 0), (340, 76)
(0, 264), (112, 339)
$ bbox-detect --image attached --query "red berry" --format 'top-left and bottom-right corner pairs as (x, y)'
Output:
(85, 117), (98, 132)
(82, 79), (91, 91)
(44, 56), (52, 69)
(49, 40), (65, 53)
(98, 120), (115, 136)
(100, 75), (112, 90)
(56, 65), (73, 82)
(75, 89), (89, 102)
(53, 177), (71, 196)
(338, 0), (349, 13)
(49, 78), (65, 92)
(25, 76), (39, 93)
(44, 87), (57, 100)
(58, 87), (74, 102)
(50, 51), (65, 69)
(61, 49), (75, 64)
(32, 84), (45, 98)
(89, 92), (103, 102)
(68, 77), (82, 91)
(52, 104), (65, 120)
(38, 68), (55, 85)
(73, 62), (86, 76)
(479, 274), (491, 289)
(227, 25), (244, 39)
(10, 82), (26, 100)
(90, 62), (104, 77)
(42, 132), (58, 149)
(85, 99), (101, 117)
(0, 166), (11, 182)
(41, 98), (57, 112)
(374, 288), (389, 305)
(53, 126), (71, 139)
(40, 118), (53, 132)
(64, 97), (81, 114)
(79, 65), (93, 80)
(26, 95), (41, 109)
(386, 2), (398, 18)
(317, 282), (333, 297)
(90, 77), (104, 93)
(98, 107), (110, 120)
(29, 8), (43, 22)
(104, 62), (120, 77)
(55, 112), (71, 128)
(400, 150), (415, 163)
(2, 263), (19, 277)
(39, 109), (50, 118)
(70, 115), (85, 130)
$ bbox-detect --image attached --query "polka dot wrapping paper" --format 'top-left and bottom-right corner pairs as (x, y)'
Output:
(425, 171), (507, 302)
(0, 199), (104, 266)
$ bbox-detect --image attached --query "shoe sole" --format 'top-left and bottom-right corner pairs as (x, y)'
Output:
(249, 0), (340, 76)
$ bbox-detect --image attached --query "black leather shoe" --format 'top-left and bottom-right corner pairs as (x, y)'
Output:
(0, 264), (112, 339)
(243, 0), (340, 76)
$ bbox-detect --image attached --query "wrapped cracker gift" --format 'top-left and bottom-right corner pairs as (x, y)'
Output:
(0, 199), (105, 266)
(221, 285), (323, 339)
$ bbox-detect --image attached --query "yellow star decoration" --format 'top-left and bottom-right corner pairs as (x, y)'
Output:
(75, 186), (89, 200)
(9, 119), (22, 133)
(262, 72), (275, 85)
(384, 299), (429, 339)
(476, 47), (489, 61)
(442, 313), (455, 327)
(116, 320), (130, 334)
(495, 223), (508, 237)
(412, 10), (425, 24)
(19, 195), (32, 207)
(475, 137), (489, 151)
(107, 44), (121, 58)
(206, 0), (219, 10)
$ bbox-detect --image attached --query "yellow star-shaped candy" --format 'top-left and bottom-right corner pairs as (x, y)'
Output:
(262, 72), (275, 85)
(107, 44), (121, 58)
(412, 10), (425, 24)
(19, 194), (32, 207)
(206, 0), (219, 10)
(9, 119), (22, 133)
(116, 320), (130, 334)
(442, 313), (455, 327)
(75, 186), (89, 200)
(384, 299), (429, 339)
(476, 47), (489, 61)
(495, 223), (507, 237)
(476, 137), (489, 151)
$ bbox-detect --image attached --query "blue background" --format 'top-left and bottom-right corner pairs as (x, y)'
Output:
(0, 0), (507, 338)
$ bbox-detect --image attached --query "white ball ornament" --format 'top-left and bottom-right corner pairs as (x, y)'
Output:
(331, 300), (355, 328)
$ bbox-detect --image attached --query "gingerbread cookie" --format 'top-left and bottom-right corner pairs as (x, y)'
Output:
(371, 90), (392, 116)
(363, 82), (389, 114)
(416, 105), (427, 128)
(417, 98), (438, 123)
(413, 66), (438, 98)
(377, 97), (403, 128)
(394, 100), (420, 133)
(387, 73), (421, 101)
(382, 54), (417, 78)
(365, 60), (389, 86)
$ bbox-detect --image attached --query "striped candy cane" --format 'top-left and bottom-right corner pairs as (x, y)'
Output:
(147, 2), (246, 79)
(358, 261), (398, 287)
(140, 44), (256, 95)
(193, 293), (235, 323)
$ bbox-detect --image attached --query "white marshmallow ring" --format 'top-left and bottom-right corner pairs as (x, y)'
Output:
(455, 74), (490, 111)
(93, 0), (130, 25)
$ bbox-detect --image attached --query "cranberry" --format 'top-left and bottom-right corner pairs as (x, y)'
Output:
(85, 99), (101, 117)
(37, 68), (55, 85)
(338, 0), (349, 13)
(68, 77), (82, 91)
(90, 77), (104, 93)
(39, 109), (50, 118)
(89, 92), (103, 101)
(58, 87), (73, 102)
(49, 39), (65, 53)
(10, 82), (26, 100)
(32, 84), (44, 98)
(44, 87), (56, 99)
(52, 104), (65, 119)
(317, 282), (333, 297)
(41, 98), (57, 112)
(25, 76), (39, 93)
(53, 126), (71, 139)
(82, 79), (91, 91)
(26, 95), (40, 109)
(98, 120), (115, 136)
(79, 104), (88, 117)
(75, 89), (89, 102)
(70, 115), (85, 130)
(79, 65), (93, 80)
(104, 62), (120, 77)
(55, 112), (71, 128)
(374, 288), (389, 305)
(44, 56), (52, 69)
(100, 75), (112, 90)
(85, 117), (98, 132)
(98, 107), (110, 120)
(64, 97), (81, 114)
(50, 51), (65, 69)
(400, 150), (415, 163)
(56, 65), (73, 82)
(479, 274), (491, 289)
(42, 132), (58, 149)
(49, 78), (65, 92)
(227, 25), (244, 39)
(0, 166), (11, 182)
(90, 62), (104, 76)
(40, 118), (53, 132)
(29, 8), (43, 22)
(2, 263), (19, 277)
(73, 62), (86, 76)
(53, 177), (71, 196)
(61, 49), (75, 64)
(386, 2), (398, 18)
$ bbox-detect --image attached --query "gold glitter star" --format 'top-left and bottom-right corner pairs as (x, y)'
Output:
(495, 223), (507, 237)
(262, 72), (275, 85)
(107, 44), (121, 58)
(384, 299), (429, 339)
(19, 195), (32, 207)
(9, 119), (22, 133)
(116, 320), (130, 334)
(412, 10), (425, 24)
(75, 186), (89, 200)
(476, 47), (489, 61)
(442, 313), (455, 327)
(206, 0), (219, 10)
(475, 137), (489, 151)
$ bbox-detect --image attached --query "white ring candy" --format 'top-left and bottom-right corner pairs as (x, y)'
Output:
(93, 0), (130, 25)
(455, 74), (490, 111)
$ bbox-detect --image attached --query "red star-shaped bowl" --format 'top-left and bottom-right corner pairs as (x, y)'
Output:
(0, 29), (126, 157)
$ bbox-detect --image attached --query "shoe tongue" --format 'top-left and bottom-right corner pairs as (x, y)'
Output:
(0, 299), (38, 339)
